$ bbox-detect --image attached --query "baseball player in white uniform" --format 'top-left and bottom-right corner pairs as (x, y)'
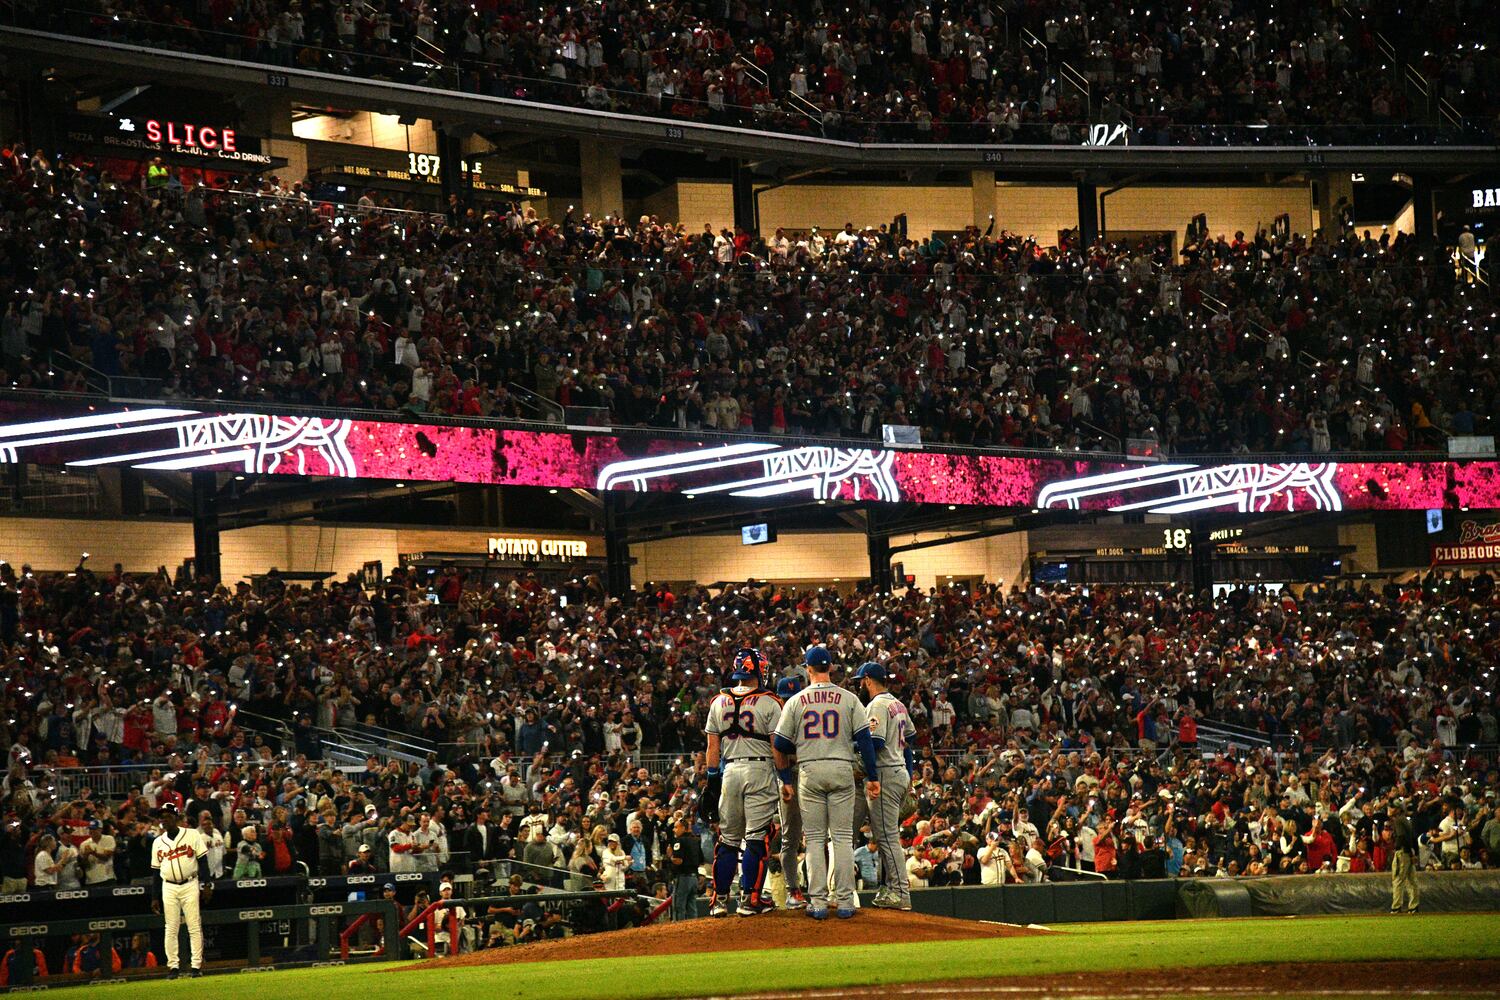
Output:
(151, 803), (211, 979)
(773, 651), (879, 919)
(703, 647), (784, 917)
(854, 661), (916, 910)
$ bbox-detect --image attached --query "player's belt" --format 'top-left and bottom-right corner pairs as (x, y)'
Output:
(726, 757), (771, 763)
(878, 764), (909, 770)
(163, 877), (198, 885)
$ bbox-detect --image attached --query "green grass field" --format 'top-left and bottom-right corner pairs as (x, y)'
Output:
(72, 913), (1500, 1000)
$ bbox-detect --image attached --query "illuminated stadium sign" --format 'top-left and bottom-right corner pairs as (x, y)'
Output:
(62, 113), (273, 167)
(1431, 519), (1500, 565)
(1, 400), (1499, 511)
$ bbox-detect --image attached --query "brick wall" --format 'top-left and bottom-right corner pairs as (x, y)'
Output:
(642, 180), (1311, 246)
(992, 182), (1314, 248)
(1337, 522), (1380, 574)
(757, 183), (975, 239)
(291, 112), (437, 152)
(630, 529), (1029, 591)
(675, 181), (736, 232)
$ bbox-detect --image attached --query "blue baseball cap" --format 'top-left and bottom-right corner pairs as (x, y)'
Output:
(852, 662), (886, 682)
(804, 646), (831, 668)
(775, 676), (804, 698)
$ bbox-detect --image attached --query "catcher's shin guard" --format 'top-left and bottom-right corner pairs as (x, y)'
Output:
(739, 832), (771, 900)
(712, 838), (740, 896)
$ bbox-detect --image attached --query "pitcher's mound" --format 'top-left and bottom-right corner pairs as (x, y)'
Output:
(428, 908), (1045, 969)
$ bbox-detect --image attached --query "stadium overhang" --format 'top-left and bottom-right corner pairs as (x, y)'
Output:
(2, 393), (1498, 514)
(4, 28), (1498, 175)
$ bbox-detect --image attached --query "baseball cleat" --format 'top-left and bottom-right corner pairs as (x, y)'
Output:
(807, 906), (829, 920)
(189, 969), (203, 978)
(870, 888), (901, 909)
(899, 898), (912, 911)
(835, 907), (856, 919)
(783, 890), (807, 910)
(737, 897), (775, 916)
(709, 894), (731, 918)
(166, 969), (180, 980)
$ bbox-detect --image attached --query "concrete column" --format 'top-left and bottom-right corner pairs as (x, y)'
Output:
(602, 492), (632, 598)
(731, 158), (757, 235)
(970, 170), (995, 229)
(1410, 174), (1435, 245)
(1076, 180), (1099, 246)
(579, 139), (624, 221)
(191, 471), (221, 585)
(867, 530), (891, 592)
(515, 168), (533, 214)
(1315, 170), (1354, 238)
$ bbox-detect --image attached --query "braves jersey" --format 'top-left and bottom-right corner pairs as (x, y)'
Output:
(704, 687), (783, 762)
(775, 682), (869, 763)
(865, 692), (912, 769)
(151, 827), (209, 883)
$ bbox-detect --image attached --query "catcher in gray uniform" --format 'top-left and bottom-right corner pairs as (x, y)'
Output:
(773, 651), (879, 919)
(853, 661), (916, 910)
(702, 647), (784, 917)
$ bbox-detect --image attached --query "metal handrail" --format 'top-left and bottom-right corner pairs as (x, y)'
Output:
(1076, 420), (1122, 453)
(411, 34), (444, 67)
(505, 381), (565, 423)
(785, 90), (824, 132)
(1021, 27), (1047, 63)
(1438, 97), (1464, 131)
(1059, 61), (1090, 116)
(1049, 864), (1107, 881)
(47, 350), (110, 394)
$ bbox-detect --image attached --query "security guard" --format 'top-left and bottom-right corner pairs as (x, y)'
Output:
(1389, 800), (1419, 914)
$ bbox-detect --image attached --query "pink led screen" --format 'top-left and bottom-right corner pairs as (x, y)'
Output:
(0, 400), (1496, 512)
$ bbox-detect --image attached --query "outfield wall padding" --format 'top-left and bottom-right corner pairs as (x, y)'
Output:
(1180, 870), (1500, 917)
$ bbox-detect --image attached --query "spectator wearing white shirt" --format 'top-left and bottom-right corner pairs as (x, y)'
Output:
(599, 833), (630, 890)
(413, 814), (448, 871)
(151, 692), (178, 737)
(978, 831), (1010, 884)
(931, 695), (956, 732)
(78, 821), (118, 885)
(197, 813), (226, 879)
(388, 814), (419, 873)
(33, 833), (61, 887)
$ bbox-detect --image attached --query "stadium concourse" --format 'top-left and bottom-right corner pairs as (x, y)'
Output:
(2, 148), (1493, 456)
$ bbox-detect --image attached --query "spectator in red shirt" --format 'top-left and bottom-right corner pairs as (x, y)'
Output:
(1303, 817), (1337, 872)
(1177, 709), (1198, 750)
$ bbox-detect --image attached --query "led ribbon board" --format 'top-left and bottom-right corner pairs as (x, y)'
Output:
(0, 400), (1498, 511)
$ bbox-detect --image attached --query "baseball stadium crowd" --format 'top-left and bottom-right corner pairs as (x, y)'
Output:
(3, 558), (1498, 929)
(12, 0), (1498, 144)
(3, 147), (1494, 456)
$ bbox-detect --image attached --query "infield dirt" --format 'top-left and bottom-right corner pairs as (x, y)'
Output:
(415, 909), (1046, 969)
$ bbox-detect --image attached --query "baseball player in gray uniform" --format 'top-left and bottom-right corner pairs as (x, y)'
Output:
(773, 651), (879, 919)
(774, 669), (810, 909)
(703, 647), (784, 917)
(854, 661), (916, 910)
